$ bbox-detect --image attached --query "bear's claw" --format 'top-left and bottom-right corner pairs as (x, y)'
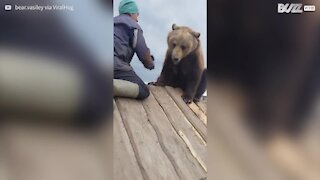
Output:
(182, 95), (193, 104)
(193, 97), (202, 103)
(148, 82), (157, 85)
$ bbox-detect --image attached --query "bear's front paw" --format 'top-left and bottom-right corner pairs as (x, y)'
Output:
(148, 82), (157, 85)
(148, 81), (165, 86)
(181, 94), (193, 104)
(193, 97), (201, 103)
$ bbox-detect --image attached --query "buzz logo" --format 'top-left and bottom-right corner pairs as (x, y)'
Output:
(278, 3), (303, 13)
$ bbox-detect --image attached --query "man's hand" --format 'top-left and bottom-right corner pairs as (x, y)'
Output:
(145, 62), (154, 70)
(144, 54), (155, 70)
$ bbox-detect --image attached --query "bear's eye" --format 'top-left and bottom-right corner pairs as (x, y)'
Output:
(181, 45), (186, 50)
(172, 43), (176, 47)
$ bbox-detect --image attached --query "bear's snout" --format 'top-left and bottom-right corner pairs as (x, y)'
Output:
(172, 57), (180, 64)
(171, 49), (183, 64)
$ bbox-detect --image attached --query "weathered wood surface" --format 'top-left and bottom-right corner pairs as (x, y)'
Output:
(196, 101), (207, 115)
(142, 91), (206, 179)
(116, 98), (180, 180)
(150, 86), (207, 172)
(165, 86), (207, 141)
(113, 101), (143, 180)
(188, 102), (207, 126)
(114, 86), (207, 180)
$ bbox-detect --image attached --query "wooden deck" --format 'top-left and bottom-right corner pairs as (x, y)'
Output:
(0, 85), (318, 179)
(114, 84), (320, 180)
(114, 86), (207, 180)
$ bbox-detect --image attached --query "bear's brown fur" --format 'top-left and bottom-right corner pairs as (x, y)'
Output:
(153, 24), (206, 103)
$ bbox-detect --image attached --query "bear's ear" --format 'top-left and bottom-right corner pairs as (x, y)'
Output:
(192, 31), (201, 38)
(172, 24), (180, 30)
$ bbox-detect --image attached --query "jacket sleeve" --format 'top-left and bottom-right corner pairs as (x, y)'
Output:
(134, 29), (154, 69)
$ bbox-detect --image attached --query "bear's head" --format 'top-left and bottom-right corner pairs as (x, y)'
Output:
(167, 24), (200, 65)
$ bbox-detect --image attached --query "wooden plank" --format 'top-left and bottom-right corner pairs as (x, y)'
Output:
(142, 91), (206, 179)
(196, 101), (207, 115)
(116, 99), (179, 180)
(165, 86), (207, 141)
(177, 130), (206, 172)
(150, 86), (207, 171)
(188, 103), (207, 126)
(113, 101), (143, 180)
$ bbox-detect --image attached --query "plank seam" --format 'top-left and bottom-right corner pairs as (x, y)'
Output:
(115, 100), (148, 180)
(150, 89), (207, 172)
(164, 86), (207, 142)
(195, 103), (206, 115)
(188, 103), (207, 126)
(178, 130), (207, 172)
(113, 100), (144, 180)
(141, 98), (182, 180)
(195, 101), (207, 115)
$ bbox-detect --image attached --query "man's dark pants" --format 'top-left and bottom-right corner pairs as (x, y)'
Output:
(114, 70), (150, 99)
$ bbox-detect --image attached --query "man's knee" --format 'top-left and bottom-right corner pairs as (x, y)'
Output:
(137, 85), (150, 100)
(114, 70), (150, 100)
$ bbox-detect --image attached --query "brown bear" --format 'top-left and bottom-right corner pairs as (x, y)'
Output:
(151, 24), (207, 104)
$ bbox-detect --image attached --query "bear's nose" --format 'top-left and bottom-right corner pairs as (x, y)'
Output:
(173, 58), (179, 62)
